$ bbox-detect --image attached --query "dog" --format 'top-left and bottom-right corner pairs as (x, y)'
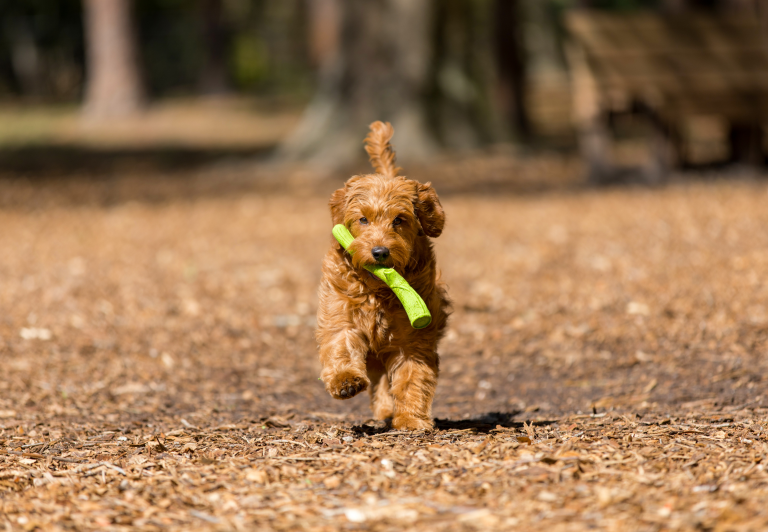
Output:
(316, 121), (450, 430)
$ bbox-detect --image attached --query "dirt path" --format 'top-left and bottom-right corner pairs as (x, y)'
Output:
(1, 169), (767, 530)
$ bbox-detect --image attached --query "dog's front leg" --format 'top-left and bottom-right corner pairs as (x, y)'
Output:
(319, 328), (370, 400)
(386, 350), (438, 430)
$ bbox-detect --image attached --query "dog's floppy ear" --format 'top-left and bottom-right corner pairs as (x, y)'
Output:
(329, 176), (363, 226)
(329, 187), (346, 226)
(415, 181), (445, 238)
(328, 187), (347, 250)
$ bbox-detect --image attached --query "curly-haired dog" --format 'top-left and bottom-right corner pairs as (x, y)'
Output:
(316, 121), (450, 430)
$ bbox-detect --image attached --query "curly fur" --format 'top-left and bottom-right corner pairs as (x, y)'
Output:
(316, 122), (450, 430)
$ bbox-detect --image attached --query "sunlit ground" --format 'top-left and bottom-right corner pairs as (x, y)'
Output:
(1, 141), (767, 529)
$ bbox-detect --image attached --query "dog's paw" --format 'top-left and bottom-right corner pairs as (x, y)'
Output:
(391, 415), (434, 431)
(325, 371), (369, 400)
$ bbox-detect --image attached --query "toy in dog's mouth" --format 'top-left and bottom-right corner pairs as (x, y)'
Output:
(332, 224), (431, 329)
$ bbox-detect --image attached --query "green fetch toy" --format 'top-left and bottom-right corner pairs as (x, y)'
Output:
(332, 224), (431, 329)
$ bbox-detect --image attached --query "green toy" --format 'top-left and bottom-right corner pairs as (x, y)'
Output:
(332, 224), (432, 329)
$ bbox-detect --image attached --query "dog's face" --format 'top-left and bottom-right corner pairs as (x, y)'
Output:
(329, 174), (445, 271)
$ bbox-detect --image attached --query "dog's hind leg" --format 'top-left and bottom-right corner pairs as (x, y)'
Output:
(386, 350), (438, 430)
(366, 354), (394, 420)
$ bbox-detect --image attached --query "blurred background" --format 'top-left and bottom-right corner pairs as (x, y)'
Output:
(0, 0), (766, 185)
(1, 0), (768, 459)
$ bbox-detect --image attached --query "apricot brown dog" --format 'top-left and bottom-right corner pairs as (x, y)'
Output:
(316, 121), (450, 430)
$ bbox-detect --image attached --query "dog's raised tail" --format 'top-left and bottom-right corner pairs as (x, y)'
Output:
(364, 121), (402, 178)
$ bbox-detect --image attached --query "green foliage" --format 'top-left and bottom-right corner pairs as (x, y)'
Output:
(232, 34), (268, 90)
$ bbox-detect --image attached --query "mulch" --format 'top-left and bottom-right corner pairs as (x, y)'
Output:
(1, 160), (767, 530)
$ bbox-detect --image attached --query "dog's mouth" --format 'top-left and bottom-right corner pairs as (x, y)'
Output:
(362, 255), (403, 270)
(366, 258), (394, 268)
(351, 253), (397, 270)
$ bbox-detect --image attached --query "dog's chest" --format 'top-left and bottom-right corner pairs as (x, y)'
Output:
(357, 292), (411, 351)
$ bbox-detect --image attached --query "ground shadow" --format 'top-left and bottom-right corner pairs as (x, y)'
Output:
(351, 411), (557, 435)
(1, 142), (765, 211)
(433, 411), (557, 433)
(0, 144), (274, 177)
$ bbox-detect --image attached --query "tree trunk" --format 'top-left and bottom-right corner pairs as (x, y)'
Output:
(427, 0), (503, 149)
(280, 0), (523, 170)
(82, 0), (143, 119)
(6, 17), (44, 98)
(199, 0), (231, 96)
(494, 0), (530, 141)
(307, 0), (341, 69)
(278, 0), (437, 169)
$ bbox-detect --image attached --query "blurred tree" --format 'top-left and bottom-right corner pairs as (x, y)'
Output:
(199, 0), (231, 95)
(427, 0), (504, 148)
(280, 0), (521, 169)
(0, 0), (310, 103)
(82, 0), (144, 118)
(134, 0), (206, 98)
(5, 15), (43, 97)
(306, 0), (340, 69)
(0, 0), (84, 100)
(278, 0), (435, 167)
(494, 0), (530, 140)
(227, 0), (311, 96)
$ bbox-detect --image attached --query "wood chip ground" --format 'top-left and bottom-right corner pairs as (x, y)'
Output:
(1, 159), (767, 531)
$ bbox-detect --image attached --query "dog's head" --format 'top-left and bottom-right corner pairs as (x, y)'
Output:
(329, 174), (445, 271)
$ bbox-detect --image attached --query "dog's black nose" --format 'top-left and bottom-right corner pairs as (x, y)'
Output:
(372, 246), (390, 262)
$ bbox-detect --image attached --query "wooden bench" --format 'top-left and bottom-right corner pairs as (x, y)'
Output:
(566, 11), (768, 182)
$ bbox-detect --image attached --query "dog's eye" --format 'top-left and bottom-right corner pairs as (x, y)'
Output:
(393, 217), (402, 226)
(359, 217), (368, 225)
